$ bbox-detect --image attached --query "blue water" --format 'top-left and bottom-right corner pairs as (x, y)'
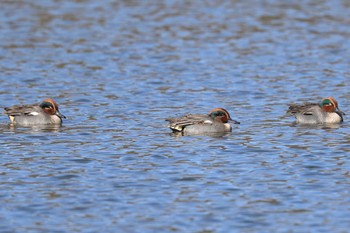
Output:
(1, 1), (350, 232)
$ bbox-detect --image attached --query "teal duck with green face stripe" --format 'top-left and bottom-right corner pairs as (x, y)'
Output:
(166, 108), (240, 135)
(287, 97), (344, 124)
(4, 98), (66, 126)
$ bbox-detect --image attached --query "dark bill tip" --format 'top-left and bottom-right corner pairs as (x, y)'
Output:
(231, 119), (240, 124)
(56, 111), (66, 119)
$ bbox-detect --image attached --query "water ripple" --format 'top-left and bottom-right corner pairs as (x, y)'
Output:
(1, 0), (350, 232)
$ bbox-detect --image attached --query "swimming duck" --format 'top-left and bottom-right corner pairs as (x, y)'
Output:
(4, 98), (66, 126)
(287, 97), (344, 124)
(166, 108), (240, 135)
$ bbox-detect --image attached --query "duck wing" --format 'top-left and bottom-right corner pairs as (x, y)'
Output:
(287, 102), (319, 115)
(166, 114), (212, 132)
(4, 104), (39, 116)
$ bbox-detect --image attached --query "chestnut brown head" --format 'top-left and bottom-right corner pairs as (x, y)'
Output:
(40, 98), (66, 119)
(320, 97), (339, 113)
(208, 108), (240, 124)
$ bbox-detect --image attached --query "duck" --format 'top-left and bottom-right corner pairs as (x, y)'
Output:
(287, 97), (344, 124)
(4, 98), (66, 126)
(166, 108), (240, 135)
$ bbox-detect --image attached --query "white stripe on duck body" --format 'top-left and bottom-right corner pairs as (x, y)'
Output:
(166, 108), (240, 135)
(4, 98), (66, 126)
(287, 97), (344, 124)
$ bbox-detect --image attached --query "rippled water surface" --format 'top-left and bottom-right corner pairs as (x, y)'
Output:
(1, 0), (350, 232)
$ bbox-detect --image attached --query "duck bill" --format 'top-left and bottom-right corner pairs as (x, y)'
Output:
(229, 118), (240, 124)
(56, 110), (66, 119)
(336, 108), (345, 115)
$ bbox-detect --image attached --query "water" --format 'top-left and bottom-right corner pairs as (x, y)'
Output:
(1, 0), (350, 232)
